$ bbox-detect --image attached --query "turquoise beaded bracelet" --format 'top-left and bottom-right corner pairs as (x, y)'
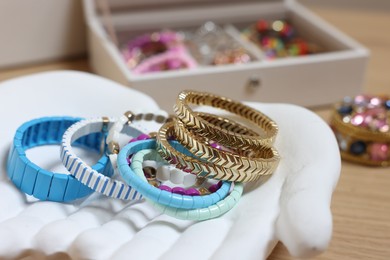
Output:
(117, 139), (232, 209)
(131, 149), (243, 220)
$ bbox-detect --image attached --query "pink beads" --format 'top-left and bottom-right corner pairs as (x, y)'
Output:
(171, 187), (186, 195)
(159, 185), (172, 192)
(185, 188), (201, 196)
(129, 133), (150, 143)
(348, 96), (389, 132)
(157, 181), (222, 196)
(370, 143), (389, 161)
(158, 185), (201, 196)
(208, 181), (223, 193)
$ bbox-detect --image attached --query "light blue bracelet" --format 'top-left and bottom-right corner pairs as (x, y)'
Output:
(7, 116), (113, 202)
(117, 139), (232, 209)
(131, 149), (244, 220)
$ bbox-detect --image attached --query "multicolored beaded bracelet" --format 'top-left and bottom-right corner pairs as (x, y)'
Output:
(330, 94), (390, 166)
(131, 149), (243, 221)
(117, 139), (233, 209)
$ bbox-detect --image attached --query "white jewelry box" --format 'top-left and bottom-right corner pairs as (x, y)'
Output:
(83, 0), (369, 111)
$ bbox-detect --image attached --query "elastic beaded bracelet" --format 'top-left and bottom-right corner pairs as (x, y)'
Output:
(132, 49), (197, 74)
(330, 95), (390, 166)
(123, 31), (183, 68)
(61, 117), (144, 200)
(174, 90), (278, 149)
(157, 121), (279, 182)
(152, 184), (242, 221)
(117, 139), (232, 209)
(7, 117), (113, 202)
(132, 150), (223, 196)
(131, 149), (243, 221)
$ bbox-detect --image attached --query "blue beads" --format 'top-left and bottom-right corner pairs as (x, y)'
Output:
(349, 141), (366, 155)
(385, 100), (390, 110)
(338, 105), (353, 116)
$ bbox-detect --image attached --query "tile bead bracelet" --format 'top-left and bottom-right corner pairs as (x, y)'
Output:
(130, 149), (243, 221)
(330, 95), (390, 166)
(61, 117), (144, 200)
(117, 139), (233, 209)
(7, 117), (113, 202)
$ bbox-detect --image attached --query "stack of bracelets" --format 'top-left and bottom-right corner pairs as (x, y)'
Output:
(330, 94), (390, 166)
(7, 90), (280, 221)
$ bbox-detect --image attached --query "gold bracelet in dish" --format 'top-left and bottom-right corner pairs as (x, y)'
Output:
(195, 112), (259, 137)
(174, 116), (279, 170)
(173, 90), (278, 149)
(156, 121), (279, 182)
(330, 95), (390, 166)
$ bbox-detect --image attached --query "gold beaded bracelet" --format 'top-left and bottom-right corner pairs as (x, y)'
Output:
(174, 90), (278, 150)
(156, 121), (279, 182)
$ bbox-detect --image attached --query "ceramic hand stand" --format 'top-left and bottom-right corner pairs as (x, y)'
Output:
(0, 71), (340, 259)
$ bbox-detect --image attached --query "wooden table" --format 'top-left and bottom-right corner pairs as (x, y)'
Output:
(1, 5), (389, 260)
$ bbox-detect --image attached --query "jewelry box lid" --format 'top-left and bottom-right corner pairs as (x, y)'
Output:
(100, 0), (282, 12)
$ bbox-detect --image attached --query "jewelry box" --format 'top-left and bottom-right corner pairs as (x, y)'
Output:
(83, 0), (369, 111)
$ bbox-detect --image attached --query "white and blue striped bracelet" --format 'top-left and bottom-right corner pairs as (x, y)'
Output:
(60, 117), (144, 200)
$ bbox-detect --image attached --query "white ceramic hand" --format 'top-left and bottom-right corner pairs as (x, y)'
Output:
(0, 72), (340, 259)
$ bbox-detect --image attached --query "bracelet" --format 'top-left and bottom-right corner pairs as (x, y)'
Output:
(130, 149), (243, 220)
(122, 31), (183, 69)
(117, 139), (233, 209)
(152, 183), (242, 221)
(173, 117), (279, 173)
(61, 117), (144, 200)
(173, 90), (278, 149)
(330, 95), (390, 166)
(106, 111), (169, 173)
(156, 121), (279, 182)
(7, 117), (112, 202)
(132, 49), (197, 74)
(132, 149), (223, 196)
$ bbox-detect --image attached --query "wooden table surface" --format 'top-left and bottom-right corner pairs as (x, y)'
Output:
(1, 4), (389, 260)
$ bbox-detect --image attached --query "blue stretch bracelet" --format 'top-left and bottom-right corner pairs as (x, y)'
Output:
(7, 117), (113, 202)
(118, 139), (232, 209)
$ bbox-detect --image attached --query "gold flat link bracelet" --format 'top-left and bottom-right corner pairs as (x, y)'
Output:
(156, 121), (279, 182)
(173, 117), (279, 169)
(173, 90), (278, 149)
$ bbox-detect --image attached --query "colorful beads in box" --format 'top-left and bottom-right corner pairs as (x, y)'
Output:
(330, 94), (390, 166)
